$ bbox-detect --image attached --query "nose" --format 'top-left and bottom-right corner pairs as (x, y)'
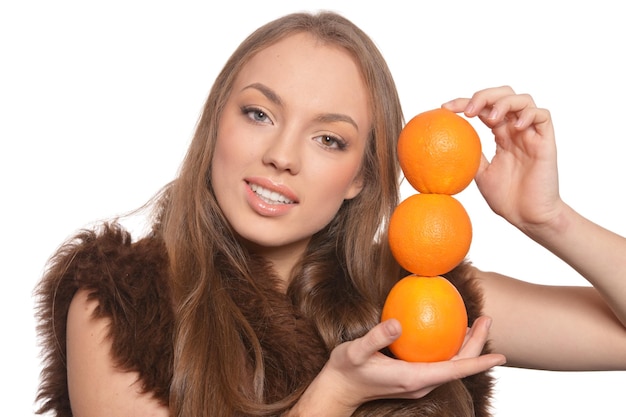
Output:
(262, 129), (301, 174)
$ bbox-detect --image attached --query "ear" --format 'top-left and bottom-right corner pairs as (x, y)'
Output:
(344, 174), (364, 200)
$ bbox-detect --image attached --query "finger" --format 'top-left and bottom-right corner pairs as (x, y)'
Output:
(450, 354), (507, 380)
(470, 94), (538, 132)
(460, 86), (516, 118)
(514, 107), (552, 133)
(418, 353), (507, 388)
(348, 319), (401, 365)
(488, 93), (536, 122)
(441, 97), (471, 113)
(455, 316), (492, 359)
(443, 86), (517, 116)
(475, 153), (490, 180)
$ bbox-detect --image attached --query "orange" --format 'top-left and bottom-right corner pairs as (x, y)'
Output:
(388, 193), (471, 277)
(381, 275), (468, 362)
(398, 108), (481, 195)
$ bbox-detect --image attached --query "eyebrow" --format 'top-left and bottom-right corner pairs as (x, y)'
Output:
(241, 82), (359, 132)
(242, 83), (283, 106)
(314, 113), (359, 131)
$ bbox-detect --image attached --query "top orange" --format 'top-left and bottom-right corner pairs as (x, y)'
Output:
(398, 108), (482, 195)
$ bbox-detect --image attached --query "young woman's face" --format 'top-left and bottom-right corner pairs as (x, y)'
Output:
(212, 32), (371, 261)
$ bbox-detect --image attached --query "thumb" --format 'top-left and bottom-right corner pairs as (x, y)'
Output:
(474, 153), (490, 188)
(351, 319), (401, 364)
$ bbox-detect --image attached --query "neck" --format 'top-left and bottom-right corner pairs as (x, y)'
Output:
(242, 239), (310, 291)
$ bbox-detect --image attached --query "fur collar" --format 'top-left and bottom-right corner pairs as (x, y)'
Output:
(35, 223), (493, 416)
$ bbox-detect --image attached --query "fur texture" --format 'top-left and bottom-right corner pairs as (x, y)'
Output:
(35, 224), (494, 416)
(35, 225), (173, 415)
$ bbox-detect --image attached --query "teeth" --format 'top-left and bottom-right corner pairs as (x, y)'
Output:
(249, 183), (294, 204)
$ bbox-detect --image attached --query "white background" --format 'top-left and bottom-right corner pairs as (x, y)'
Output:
(2, 1), (625, 415)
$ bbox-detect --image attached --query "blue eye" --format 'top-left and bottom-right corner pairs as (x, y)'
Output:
(242, 106), (272, 124)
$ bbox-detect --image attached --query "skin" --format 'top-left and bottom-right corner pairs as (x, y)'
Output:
(66, 33), (371, 416)
(67, 289), (169, 417)
(65, 35), (626, 416)
(211, 33), (368, 279)
(290, 87), (626, 415)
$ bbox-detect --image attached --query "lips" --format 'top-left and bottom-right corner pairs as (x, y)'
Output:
(249, 182), (295, 204)
(243, 178), (299, 217)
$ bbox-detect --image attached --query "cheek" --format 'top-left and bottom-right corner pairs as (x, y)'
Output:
(214, 120), (238, 166)
(210, 138), (228, 188)
(212, 118), (251, 179)
(332, 155), (364, 197)
(211, 123), (242, 197)
(212, 137), (233, 172)
(308, 160), (362, 209)
(305, 170), (359, 236)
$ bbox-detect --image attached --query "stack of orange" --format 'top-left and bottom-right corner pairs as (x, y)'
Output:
(382, 107), (482, 363)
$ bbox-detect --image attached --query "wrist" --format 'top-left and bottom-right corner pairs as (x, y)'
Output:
(287, 366), (358, 417)
(519, 200), (573, 243)
(513, 201), (574, 236)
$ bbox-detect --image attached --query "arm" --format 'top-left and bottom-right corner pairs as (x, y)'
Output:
(66, 289), (170, 417)
(526, 202), (626, 326)
(477, 269), (626, 370)
(444, 86), (626, 369)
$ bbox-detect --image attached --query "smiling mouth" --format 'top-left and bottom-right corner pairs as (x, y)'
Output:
(249, 183), (295, 205)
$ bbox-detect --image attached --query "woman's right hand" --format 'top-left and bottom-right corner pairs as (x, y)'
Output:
(288, 316), (506, 416)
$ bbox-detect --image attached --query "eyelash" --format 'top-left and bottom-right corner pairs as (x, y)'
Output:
(242, 106), (271, 124)
(315, 134), (347, 150)
(240, 106), (347, 151)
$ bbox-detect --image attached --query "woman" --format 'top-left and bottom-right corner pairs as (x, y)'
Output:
(35, 11), (626, 417)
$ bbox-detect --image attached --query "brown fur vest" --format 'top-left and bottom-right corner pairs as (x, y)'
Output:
(35, 224), (494, 416)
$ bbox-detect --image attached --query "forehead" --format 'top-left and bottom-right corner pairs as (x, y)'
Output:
(232, 32), (371, 126)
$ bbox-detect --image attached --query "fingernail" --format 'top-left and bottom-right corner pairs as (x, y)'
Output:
(488, 108), (498, 120)
(385, 319), (401, 338)
(465, 103), (475, 115)
(485, 317), (493, 330)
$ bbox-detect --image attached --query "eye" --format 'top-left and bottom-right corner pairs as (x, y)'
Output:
(314, 134), (347, 150)
(242, 106), (273, 124)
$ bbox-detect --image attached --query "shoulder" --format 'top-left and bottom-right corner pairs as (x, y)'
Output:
(66, 289), (169, 416)
(36, 223), (173, 415)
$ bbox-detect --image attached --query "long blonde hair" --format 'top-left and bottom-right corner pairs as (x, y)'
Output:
(156, 11), (473, 416)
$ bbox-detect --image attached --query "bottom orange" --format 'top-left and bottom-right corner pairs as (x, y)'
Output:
(381, 275), (468, 362)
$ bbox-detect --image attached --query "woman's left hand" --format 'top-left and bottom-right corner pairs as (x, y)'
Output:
(443, 86), (562, 233)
